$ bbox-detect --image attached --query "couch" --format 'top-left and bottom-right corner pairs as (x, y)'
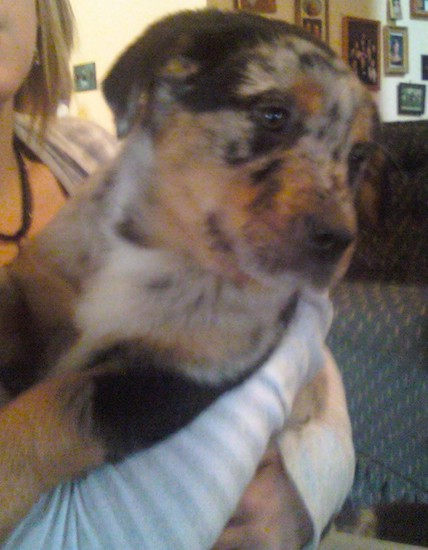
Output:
(327, 121), (428, 512)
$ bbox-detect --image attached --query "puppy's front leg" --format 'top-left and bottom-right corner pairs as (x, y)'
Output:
(0, 372), (106, 541)
(0, 355), (227, 540)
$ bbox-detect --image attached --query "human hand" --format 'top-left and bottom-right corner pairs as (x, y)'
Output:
(213, 442), (313, 550)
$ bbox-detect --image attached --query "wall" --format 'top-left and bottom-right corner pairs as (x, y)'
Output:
(69, 0), (427, 128)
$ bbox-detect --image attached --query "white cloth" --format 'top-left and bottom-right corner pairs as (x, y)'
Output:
(280, 348), (355, 549)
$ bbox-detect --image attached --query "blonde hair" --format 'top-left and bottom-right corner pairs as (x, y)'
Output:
(15, 0), (75, 125)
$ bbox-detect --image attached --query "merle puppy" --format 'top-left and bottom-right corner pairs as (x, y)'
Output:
(0, 9), (378, 538)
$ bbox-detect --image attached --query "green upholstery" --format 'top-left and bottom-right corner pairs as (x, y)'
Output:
(327, 121), (428, 508)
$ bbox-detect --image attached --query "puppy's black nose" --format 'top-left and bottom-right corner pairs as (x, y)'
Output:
(306, 218), (355, 261)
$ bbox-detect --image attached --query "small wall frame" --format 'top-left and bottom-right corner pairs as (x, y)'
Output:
(398, 83), (426, 115)
(422, 55), (428, 80)
(410, 0), (428, 18)
(388, 0), (403, 20)
(384, 26), (409, 75)
(73, 63), (97, 92)
(295, 0), (329, 44)
(234, 0), (277, 12)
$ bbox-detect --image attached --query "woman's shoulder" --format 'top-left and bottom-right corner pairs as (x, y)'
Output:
(15, 113), (118, 164)
(15, 113), (118, 195)
(48, 115), (117, 159)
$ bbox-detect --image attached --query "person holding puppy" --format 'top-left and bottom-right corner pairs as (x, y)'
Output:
(0, 1), (354, 548)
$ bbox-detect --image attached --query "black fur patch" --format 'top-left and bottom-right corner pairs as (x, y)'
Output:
(145, 276), (174, 291)
(347, 142), (375, 188)
(249, 159), (283, 211)
(83, 342), (239, 461)
(205, 213), (234, 254)
(225, 140), (250, 165)
(93, 367), (227, 461)
(251, 159), (283, 185)
(317, 102), (341, 141)
(116, 217), (147, 246)
(249, 177), (281, 212)
(0, 362), (38, 397)
(279, 292), (299, 326)
(88, 289), (298, 461)
(0, 283), (75, 396)
(91, 170), (117, 202)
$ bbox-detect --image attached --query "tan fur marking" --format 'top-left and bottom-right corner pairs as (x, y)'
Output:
(292, 78), (324, 117)
(0, 374), (105, 540)
(288, 367), (329, 428)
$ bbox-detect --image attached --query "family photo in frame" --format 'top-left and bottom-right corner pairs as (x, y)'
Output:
(342, 16), (380, 91)
(384, 26), (409, 75)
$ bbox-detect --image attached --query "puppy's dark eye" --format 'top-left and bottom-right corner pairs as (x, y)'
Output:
(254, 106), (290, 131)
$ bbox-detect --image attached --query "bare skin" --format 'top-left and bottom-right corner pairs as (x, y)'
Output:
(214, 443), (313, 550)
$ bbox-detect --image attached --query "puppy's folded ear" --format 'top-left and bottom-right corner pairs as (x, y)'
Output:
(102, 37), (160, 139)
(103, 52), (199, 138)
(102, 13), (201, 138)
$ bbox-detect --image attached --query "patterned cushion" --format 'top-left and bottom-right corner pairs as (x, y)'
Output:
(328, 281), (428, 505)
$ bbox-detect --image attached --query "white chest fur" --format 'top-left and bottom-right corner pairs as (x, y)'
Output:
(62, 241), (300, 384)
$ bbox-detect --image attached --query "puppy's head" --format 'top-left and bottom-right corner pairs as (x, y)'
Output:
(103, 9), (380, 290)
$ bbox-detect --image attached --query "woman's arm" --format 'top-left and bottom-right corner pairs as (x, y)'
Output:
(279, 349), (355, 549)
(2, 291), (331, 550)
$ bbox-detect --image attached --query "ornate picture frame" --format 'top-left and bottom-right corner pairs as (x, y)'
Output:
(410, 0), (428, 18)
(342, 17), (381, 91)
(384, 26), (409, 75)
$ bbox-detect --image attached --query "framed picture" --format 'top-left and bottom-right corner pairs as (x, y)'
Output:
(73, 62), (97, 92)
(295, 0), (329, 44)
(384, 26), (409, 75)
(398, 83), (426, 115)
(422, 55), (428, 80)
(342, 17), (381, 91)
(234, 0), (277, 12)
(388, 0), (403, 19)
(410, 0), (428, 18)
